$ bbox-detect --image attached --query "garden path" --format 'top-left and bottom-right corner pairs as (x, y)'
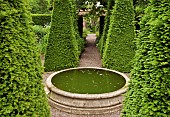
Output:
(79, 34), (102, 67)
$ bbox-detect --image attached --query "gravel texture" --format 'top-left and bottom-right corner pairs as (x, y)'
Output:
(79, 34), (102, 67)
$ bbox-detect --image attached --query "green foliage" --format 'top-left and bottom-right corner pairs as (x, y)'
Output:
(31, 14), (51, 26)
(134, 0), (148, 30)
(33, 25), (50, 54)
(83, 28), (91, 39)
(28, 0), (51, 14)
(70, 0), (85, 56)
(0, 1), (50, 116)
(44, 0), (79, 71)
(122, 0), (170, 116)
(82, 1), (105, 35)
(97, 0), (115, 55)
(102, 0), (135, 72)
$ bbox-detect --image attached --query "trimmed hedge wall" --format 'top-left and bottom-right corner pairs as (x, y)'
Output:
(97, 0), (115, 55)
(31, 14), (51, 26)
(44, 0), (79, 71)
(122, 0), (170, 116)
(0, 1), (50, 116)
(102, 0), (135, 72)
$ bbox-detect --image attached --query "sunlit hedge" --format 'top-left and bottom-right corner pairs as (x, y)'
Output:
(0, 1), (50, 116)
(102, 0), (135, 72)
(44, 0), (79, 71)
(122, 0), (170, 116)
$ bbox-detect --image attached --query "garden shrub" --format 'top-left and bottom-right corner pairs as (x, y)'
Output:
(0, 1), (50, 116)
(29, 0), (51, 14)
(97, 0), (115, 55)
(33, 25), (50, 54)
(40, 31), (49, 54)
(83, 28), (91, 39)
(44, 0), (79, 71)
(134, 0), (148, 31)
(122, 0), (170, 116)
(70, 0), (85, 56)
(31, 14), (51, 26)
(102, 0), (135, 72)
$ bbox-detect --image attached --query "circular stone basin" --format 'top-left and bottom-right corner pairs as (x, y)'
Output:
(46, 67), (129, 116)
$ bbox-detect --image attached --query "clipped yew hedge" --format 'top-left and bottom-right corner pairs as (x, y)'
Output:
(31, 14), (51, 26)
(44, 0), (79, 71)
(102, 0), (135, 72)
(122, 0), (170, 116)
(97, 0), (115, 55)
(0, 1), (50, 116)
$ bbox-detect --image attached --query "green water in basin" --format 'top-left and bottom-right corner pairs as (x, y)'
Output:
(51, 68), (126, 94)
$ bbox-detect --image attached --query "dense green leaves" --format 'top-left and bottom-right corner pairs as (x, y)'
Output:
(28, 0), (51, 14)
(122, 0), (170, 116)
(44, 0), (81, 71)
(33, 25), (50, 54)
(102, 0), (135, 72)
(97, 0), (115, 55)
(31, 14), (51, 26)
(0, 0), (50, 116)
(70, 0), (85, 55)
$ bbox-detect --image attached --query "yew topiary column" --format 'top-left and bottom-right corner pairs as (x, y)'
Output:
(0, 1), (50, 116)
(44, 0), (79, 71)
(102, 0), (135, 72)
(122, 0), (170, 116)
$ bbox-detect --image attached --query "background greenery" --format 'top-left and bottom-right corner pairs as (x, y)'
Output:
(31, 14), (51, 26)
(28, 0), (148, 59)
(33, 25), (50, 54)
(97, 0), (115, 55)
(28, 0), (51, 14)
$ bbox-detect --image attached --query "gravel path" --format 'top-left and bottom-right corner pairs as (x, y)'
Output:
(79, 34), (102, 67)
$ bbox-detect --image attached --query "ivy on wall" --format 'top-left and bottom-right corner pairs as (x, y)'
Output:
(44, 0), (79, 71)
(102, 0), (135, 72)
(122, 0), (170, 116)
(0, 1), (50, 116)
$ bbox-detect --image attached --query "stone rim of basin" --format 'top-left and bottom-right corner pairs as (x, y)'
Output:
(46, 67), (130, 99)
